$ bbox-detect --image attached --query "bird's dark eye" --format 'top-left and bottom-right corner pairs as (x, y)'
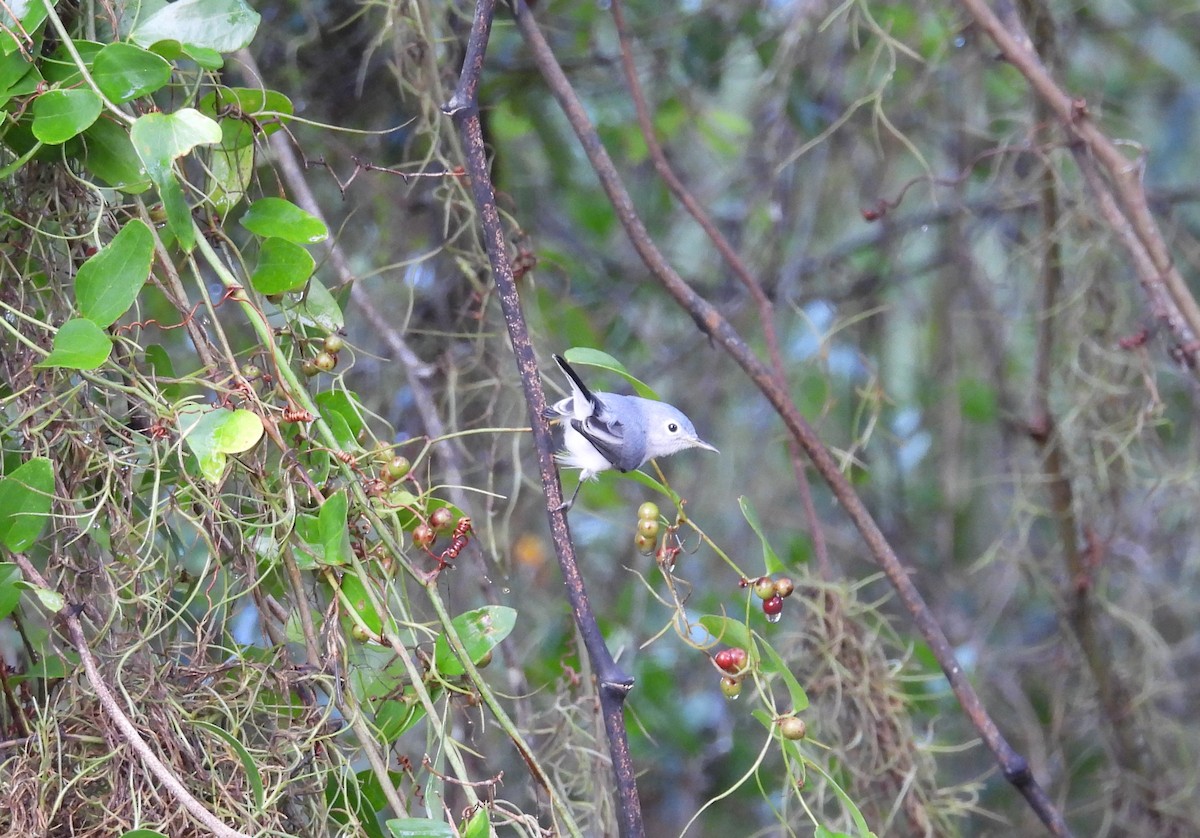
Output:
(668, 422), (679, 433)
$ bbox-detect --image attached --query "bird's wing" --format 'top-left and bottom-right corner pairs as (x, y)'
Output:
(570, 415), (635, 472)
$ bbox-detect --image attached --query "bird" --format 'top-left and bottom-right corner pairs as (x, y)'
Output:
(546, 354), (718, 510)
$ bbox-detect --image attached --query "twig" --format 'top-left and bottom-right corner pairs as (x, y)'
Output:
(512, 2), (1071, 834)
(956, 0), (1200, 370)
(12, 554), (255, 838)
(444, 3), (645, 837)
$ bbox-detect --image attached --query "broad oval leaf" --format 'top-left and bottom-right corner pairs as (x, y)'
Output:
(241, 198), (327, 244)
(281, 277), (343, 332)
(319, 490), (352, 569)
(250, 237), (315, 295)
(31, 88), (102, 143)
(92, 42), (172, 103)
(561, 346), (659, 399)
(131, 0), (261, 54)
(0, 457), (54, 551)
(75, 219), (154, 327)
(198, 86), (293, 148)
(433, 606), (517, 677)
(38, 317), (112, 369)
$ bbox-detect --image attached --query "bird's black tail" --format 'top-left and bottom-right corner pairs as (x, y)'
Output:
(553, 354), (599, 409)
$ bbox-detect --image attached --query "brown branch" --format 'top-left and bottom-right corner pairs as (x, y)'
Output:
(609, 0), (831, 579)
(444, 3), (645, 837)
(512, 2), (1071, 834)
(12, 554), (255, 838)
(957, 0), (1200, 370)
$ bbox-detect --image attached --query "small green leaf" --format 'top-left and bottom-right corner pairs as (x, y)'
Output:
(31, 88), (102, 143)
(92, 42), (171, 102)
(958, 377), (998, 423)
(249, 237), (315, 295)
(759, 640), (809, 712)
(193, 721), (265, 811)
(0, 563), (21, 620)
(319, 490), (352, 569)
(75, 220), (154, 327)
(241, 197), (328, 244)
(198, 86), (293, 148)
(561, 347), (658, 399)
(315, 391), (365, 444)
(385, 818), (455, 838)
(282, 278), (343, 332)
(375, 696), (426, 741)
(339, 573), (382, 639)
(119, 830), (171, 838)
(698, 614), (753, 652)
(0, 457), (54, 551)
(739, 496), (785, 574)
(208, 138), (253, 214)
(131, 0), (261, 53)
(26, 584), (65, 612)
(178, 405), (264, 481)
(461, 808), (490, 838)
(433, 605), (517, 677)
(38, 318), (112, 369)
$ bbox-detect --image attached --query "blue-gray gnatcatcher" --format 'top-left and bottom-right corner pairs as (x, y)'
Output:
(546, 354), (718, 510)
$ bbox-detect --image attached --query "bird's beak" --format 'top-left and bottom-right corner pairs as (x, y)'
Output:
(694, 438), (720, 454)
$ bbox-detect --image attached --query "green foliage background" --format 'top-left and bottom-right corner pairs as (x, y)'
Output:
(2, 0), (1200, 836)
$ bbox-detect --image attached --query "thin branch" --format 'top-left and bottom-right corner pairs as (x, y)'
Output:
(957, 0), (1200, 370)
(512, 2), (1071, 834)
(12, 554), (255, 838)
(444, 2), (645, 837)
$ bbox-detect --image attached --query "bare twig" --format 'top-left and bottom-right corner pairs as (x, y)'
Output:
(444, 3), (645, 837)
(12, 554), (255, 838)
(512, 2), (1071, 833)
(957, 0), (1200, 370)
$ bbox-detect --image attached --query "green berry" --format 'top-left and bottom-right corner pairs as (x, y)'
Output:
(382, 456), (411, 483)
(753, 576), (776, 600)
(314, 351), (337, 372)
(634, 533), (655, 554)
(774, 576), (795, 598)
(779, 717), (807, 740)
(720, 676), (742, 699)
(637, 518), (659, 539)
(301, 360), (319, 377)
(323, 334), (345, 354)
(637, 502), (660, 521)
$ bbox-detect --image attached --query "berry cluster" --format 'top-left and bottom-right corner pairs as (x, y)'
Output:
(742, 575), (796, 623)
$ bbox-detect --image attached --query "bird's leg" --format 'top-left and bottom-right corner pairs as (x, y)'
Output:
(555, 478), (583, 513)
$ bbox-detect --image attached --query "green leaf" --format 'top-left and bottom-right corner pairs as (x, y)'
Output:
(461, 808), (490, 838)
(131, 0), (261, 53)
(178, 405), (264, 481)
(92, 42), (171, 102)
(433, 605), (517, 677)
(130, 108), (222, 180)
(81, 118), (151, 192)
(738, 496), (785, 574)
(130, 108), (222, 250)
(385, 818), (455, 838)
(374, 696), (426, 741)
(208, 138), (253, 214)
(561, 347), (658, 399)
(119, 830), (170, 838)
(38, 318), (112, 369)
(249, 237), (315, 295)
(0, 563), (21, 619)
(958, 377), (998, 423)
(1, 3), (47, 57)
(0, 457), (53, 551)
(198, 86), (293, 148)
(31, 88), (103, 143)
(282, 277), (343, 332)
(339, 572), (382, 638)
(75, 220), (154, 327)
(241, 197), (328, 244)
(315, 391), (366, 445)
(319, 490), (352, 569)
(193, 721), (265, 811)
(23, 584), (64, 612)
(698, 614), (753, 652)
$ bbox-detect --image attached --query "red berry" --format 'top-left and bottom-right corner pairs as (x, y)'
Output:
(763, 595), (784, 616)
(714, 647), (747, 673)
